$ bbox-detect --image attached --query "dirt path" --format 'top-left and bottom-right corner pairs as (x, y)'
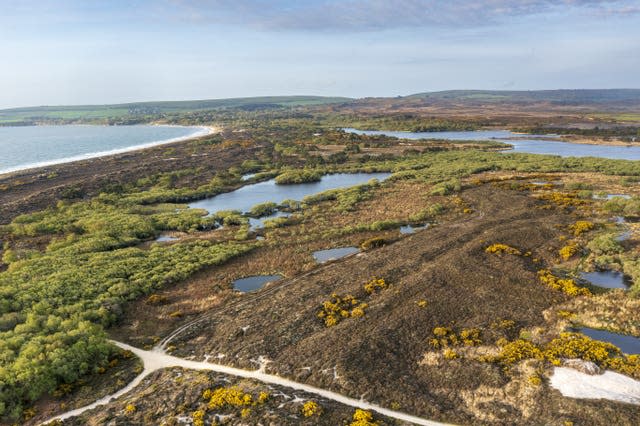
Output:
(43, 340), (452, 426)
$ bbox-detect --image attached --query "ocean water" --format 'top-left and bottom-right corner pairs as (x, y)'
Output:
(0, 124), (209, 174)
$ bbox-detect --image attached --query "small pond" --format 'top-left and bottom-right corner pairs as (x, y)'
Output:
(400, 224), (429, 234)
(614, 216), (626, 224)
(617, 230), (632, 242)
(580, 271), (630, 290)
(313, 247), (360, 263)
(155, 235), (179, 242)
(570, 327), (640, 355)
(594, 194), (631, 200)
(189, 172), (390, 214)
(232, 274), (282, 292)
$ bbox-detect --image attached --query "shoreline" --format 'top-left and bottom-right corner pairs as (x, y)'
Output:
(0, 124), (218, 176)
(558, 135), (640, 147)
(345, 127), (639, 148)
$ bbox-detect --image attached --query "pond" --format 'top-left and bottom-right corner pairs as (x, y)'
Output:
(400, 224), (429, 234)
(594, 194), (631, 200)
(155, 234), (179, 242)
(313, 247), (360, 263)
(248, 211), (291, 231)
(571, 327), (640, 355)
(343, 128), (640, 160)
(580, 271), (630, 290)
(232, 274), (282, 292)
(189, 172), (390, 214)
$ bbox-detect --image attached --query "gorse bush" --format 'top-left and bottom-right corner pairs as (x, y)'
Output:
(569, 220), (595, 236)
(363, 277), (387, 294)
(317, 294), (368, 327)
(485, 243), (522, 256)
(538, 270), (591, 296)
(559, 243), (580, 261)
(205, 386), (254, 409)
(487, 333), (639, 378)
(317, 277), (388, 327)
(350, 409), (379, 426)
(194, 386), (270, 424)
(429, 327), (482, 349)
(301, 401), (321, 417)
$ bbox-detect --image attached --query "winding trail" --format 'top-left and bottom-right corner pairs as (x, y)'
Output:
(44, 340), (451, 426)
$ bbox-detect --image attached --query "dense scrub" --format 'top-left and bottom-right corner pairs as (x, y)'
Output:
(0, 189), (256, 419)
(275, 169), (322, 184)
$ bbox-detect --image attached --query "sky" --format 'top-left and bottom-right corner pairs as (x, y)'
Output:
(0, 0), (639, 108)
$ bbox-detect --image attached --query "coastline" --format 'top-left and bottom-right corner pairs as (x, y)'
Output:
(0, 125), (255, 225)
(0, 124), (218, 176)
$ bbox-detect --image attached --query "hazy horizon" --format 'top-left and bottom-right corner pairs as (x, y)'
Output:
(3, 88), (640, 111)
(2, 0), (639, 109)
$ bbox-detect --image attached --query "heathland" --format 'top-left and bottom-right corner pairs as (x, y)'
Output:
(1, 91), (640, 425)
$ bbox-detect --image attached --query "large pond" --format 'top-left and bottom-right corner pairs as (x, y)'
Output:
(571, 327), (640, 355)
(343, 128), (640, 160)
(189, 172), (390, 214)
(0, 125), (210, 174)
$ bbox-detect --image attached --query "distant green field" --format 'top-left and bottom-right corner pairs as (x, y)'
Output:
(406, 89), (640, 105)
(0, 96), (352, 124)
(591, 112), (640, 123)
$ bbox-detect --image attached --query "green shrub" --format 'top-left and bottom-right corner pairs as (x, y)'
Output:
(369, 220), (400, 231)
(587, 234), (623, 256)
(565, 182), (593, 191)
(430, 179), (461, 196)
(275, 170), (322, 184)
(248, 202), (278, 217)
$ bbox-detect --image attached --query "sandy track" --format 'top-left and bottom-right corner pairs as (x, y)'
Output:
(43, 340), (452, 426)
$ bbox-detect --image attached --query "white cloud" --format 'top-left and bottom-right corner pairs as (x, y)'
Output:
(167, 0), (636, 31)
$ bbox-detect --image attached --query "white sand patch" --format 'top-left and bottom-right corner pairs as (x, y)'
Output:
(550, 367), (640, 405)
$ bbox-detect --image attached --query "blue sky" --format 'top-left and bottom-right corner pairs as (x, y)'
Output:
(1, 0), (639, 108)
